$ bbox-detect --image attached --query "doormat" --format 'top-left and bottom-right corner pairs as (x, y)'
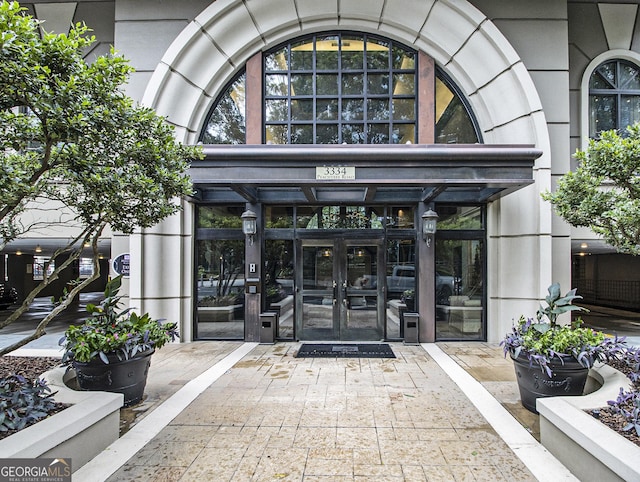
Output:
(295, 343), (396, 358)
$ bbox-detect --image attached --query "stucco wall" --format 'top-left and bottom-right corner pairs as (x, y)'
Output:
(114, 0), (556, 342)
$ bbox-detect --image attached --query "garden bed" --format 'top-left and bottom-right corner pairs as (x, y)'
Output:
(0, 360), (123, 472)
(537, 364), (640, 482)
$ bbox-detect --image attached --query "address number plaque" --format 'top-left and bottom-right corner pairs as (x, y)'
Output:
(315, 166), (355, 180)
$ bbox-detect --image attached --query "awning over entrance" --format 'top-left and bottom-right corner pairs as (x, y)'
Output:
(191, 144), (542, 204)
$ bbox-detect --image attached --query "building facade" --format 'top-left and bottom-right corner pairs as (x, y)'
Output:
(5, 0), (640, 343)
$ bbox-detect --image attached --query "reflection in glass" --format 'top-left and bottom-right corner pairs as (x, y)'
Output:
(436, 206), (483, 230)
(317, 124), (339, 144)
(316, 99), (338, 120)
(197, 206), (244, 228)
(291, 99), (313, 121)
(291, 74), (314, 96)
(392, 98), (414, 120)
(296, 206), (383, 229)
(589, 60), (640, 137)
(265, 124), (288, 144)
(342, 99), (364, 121)
(200, 73), (246, 144)
(435, 75), (478, 144)
(435, 239), (484, 340)
(367, 74), (389, 95)
(266, 99), (288, 122)
(264, 32), (417, 144)
(291, 125), (313, 144)
(342, 73), (363, 94)
(195, 239), (245, 339)
(368, 99), (390, 120)
(621, 95), (640, 127)
(265, 74), (288, 96)
(265, 206), (294, 228)
(589, 95), (616, 135)
(385, 238), (415, 339)
(368, 124), (389, 144)
(265, 239), (294, 339)
(316, 74), (339, 95)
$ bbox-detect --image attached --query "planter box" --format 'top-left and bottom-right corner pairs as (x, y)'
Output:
(198, 304), (243, 322)
(0, 367), (123, 473)
(537, 364), (640, 482)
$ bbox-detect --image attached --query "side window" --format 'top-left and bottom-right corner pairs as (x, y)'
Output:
(589, 60), (640, 137)
(200, 72), (246, 144)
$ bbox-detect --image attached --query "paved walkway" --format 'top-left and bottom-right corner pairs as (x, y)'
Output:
(66, 342), (574, 481)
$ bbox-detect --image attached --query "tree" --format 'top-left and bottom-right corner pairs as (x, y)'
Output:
(0, 1), (201, 354)
(543, 123), (640, 255)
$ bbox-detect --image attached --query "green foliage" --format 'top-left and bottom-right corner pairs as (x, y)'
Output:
(0, 0), (201, 241)
(535, 282), (586, 328)
(60, 275), (178, 364)
(543, 123), (640, 255)
(0, 374), (57, 432)
(0, 0), (201, 352)
(502, 284), (627, 376)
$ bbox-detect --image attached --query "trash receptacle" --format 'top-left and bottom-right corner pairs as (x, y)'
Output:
(260, 312), (277, 344)
(403, 312), (419, 345)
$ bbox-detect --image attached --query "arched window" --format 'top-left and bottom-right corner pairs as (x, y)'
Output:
(200, 72), (246, 144)
(589, 59), (640, 137)
(200, 33), (479, 144)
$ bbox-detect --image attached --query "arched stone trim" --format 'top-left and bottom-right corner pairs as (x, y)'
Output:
(579, 49), (640, 149)
(138, 0), (554, 343)
(142, 0), (547, 150)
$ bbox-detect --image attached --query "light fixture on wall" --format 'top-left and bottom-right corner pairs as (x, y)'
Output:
(241, 210), (257, 245)
(421, 209), (438, 247)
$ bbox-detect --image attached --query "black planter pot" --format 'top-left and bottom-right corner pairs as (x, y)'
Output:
(511, 352), (590, 413)
(73, 349), (154, 407)
(402, 297), (415, 312)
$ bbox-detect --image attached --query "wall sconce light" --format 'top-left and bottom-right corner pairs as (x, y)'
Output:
(421, 209), (438, 247)
(241, 209), (257, 245)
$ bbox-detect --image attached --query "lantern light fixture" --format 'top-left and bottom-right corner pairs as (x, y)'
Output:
(421, 209), (439, 247)
(241, 210), (257, 245)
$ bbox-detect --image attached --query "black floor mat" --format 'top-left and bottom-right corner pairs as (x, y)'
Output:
(295, 343), (396, 358)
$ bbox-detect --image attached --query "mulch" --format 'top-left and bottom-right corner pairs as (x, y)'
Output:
(586, 358), (640, 447)
(0, 356), (68, 441)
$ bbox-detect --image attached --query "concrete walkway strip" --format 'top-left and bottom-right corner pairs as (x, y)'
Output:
(74, 342), (259, 481)
(422, 343), (578, 482)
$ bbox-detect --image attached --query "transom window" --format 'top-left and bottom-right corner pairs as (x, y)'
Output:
(264, 33), (416, 144)
(200, 32), (479, 145)
(589, 59), (640, 137)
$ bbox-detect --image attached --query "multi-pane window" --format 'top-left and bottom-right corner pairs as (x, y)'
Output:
(199, 32), (479, 145)
(589, 59), (640, 137)
(264, 33), (417, 144)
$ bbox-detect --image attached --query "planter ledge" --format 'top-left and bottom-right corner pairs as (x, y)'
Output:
(0, 366), (123, 472)
(537, 364), (639, 482)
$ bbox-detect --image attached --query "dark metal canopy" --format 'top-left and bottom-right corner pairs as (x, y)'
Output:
(191, 144), (542, 204)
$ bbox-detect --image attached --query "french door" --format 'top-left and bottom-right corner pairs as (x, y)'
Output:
(296, 238), (384, 341)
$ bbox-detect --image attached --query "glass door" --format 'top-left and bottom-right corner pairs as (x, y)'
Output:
(297, 239), (383, 341)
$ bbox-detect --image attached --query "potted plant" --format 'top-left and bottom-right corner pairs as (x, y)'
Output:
(401, 289), (415, 312)
(502, 283), (626, 413)
(59, 275), (178, 406)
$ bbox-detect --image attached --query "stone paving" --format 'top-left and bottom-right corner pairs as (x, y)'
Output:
(107, 343), (537, 481)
